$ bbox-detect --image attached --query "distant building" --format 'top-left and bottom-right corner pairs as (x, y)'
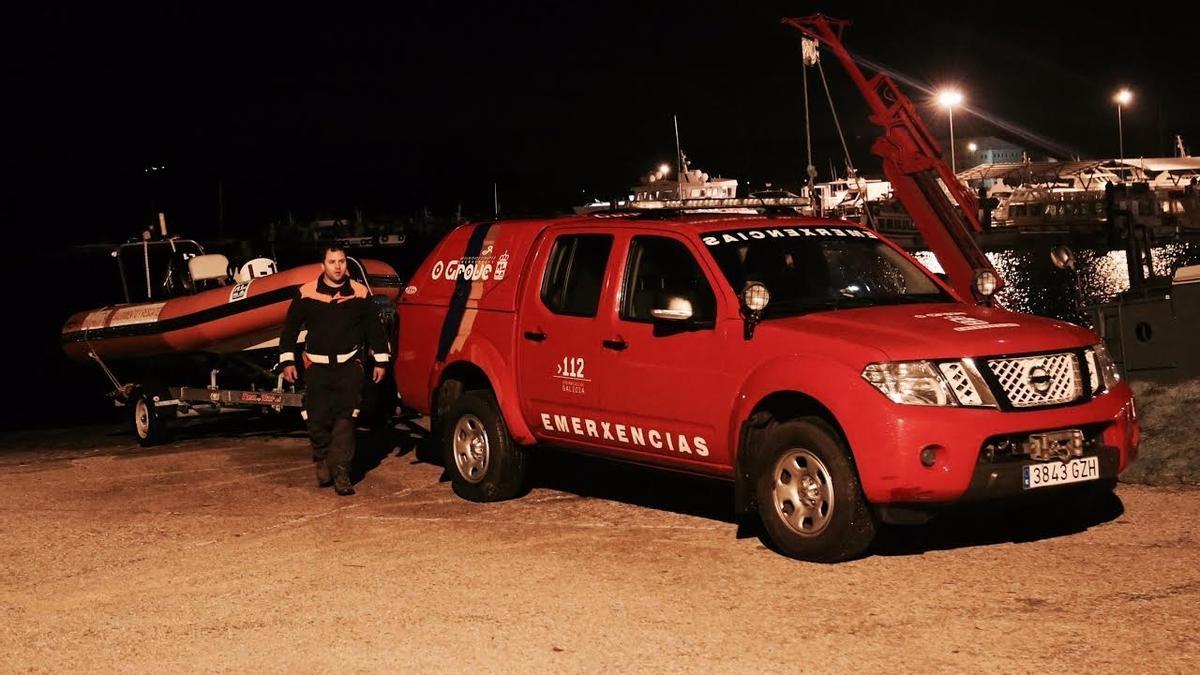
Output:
(961, 136), (1025, 169)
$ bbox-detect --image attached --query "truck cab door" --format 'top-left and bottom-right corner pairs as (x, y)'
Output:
(516, 230), (616, 445)
(593, 233), (733, 473)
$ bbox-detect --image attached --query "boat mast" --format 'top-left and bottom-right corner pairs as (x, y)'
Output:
(674, 114), (684, 199)
(143, 240), (151, 300)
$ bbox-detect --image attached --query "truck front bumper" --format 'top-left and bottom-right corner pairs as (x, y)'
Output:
(846, 382), (1139, 505)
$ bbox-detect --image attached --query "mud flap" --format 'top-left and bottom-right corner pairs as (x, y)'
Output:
(734, 411), (775, 514)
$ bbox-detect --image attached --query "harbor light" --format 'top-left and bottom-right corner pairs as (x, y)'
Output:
(1113, 88), (1133, 164)
(658, 163), (671, 176)
(937, 89), (963, 108)
(938, 89), (964, 173)
(967, 142), (978, 152)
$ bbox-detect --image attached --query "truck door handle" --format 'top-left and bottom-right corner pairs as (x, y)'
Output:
(523, 330), (547, 342)
(602, 338), (628, 351)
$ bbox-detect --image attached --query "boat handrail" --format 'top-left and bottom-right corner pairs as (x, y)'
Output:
(347, 256), (372, 295)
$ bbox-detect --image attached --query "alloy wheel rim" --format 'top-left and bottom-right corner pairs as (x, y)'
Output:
(771, 448), (835, 537)
(452, 415), (490, 484)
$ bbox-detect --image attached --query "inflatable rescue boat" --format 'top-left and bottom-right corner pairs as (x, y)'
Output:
(61, 236), (402, 364)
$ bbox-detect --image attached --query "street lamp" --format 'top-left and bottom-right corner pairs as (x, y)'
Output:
(1114, 88), (1133, 166)
(938, 89), (964, 173)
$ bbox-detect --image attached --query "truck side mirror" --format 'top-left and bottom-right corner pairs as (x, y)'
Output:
(651, 296), (695, 322)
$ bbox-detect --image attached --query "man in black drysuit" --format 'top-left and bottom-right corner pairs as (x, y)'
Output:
(279, 245), (390, 496)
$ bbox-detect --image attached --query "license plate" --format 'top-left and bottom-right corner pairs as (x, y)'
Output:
(1022, 456), (1099, 489)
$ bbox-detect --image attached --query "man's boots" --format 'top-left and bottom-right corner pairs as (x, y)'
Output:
(333, 465), (355, 496)
(315, 461), (333, 488)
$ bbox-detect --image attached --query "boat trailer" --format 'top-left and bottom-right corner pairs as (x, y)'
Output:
(90, 350), (306, 446)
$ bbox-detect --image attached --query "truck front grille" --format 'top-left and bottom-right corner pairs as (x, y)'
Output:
(938, 362), (984, 406)
(985, 352), (1083, 408)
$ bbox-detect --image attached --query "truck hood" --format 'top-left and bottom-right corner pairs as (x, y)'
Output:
(759, 303), (1097, 362)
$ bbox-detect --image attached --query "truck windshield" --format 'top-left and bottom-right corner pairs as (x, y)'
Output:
(702, 229), (951, 317)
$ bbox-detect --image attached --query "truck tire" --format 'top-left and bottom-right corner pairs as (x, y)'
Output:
(755, 418), (875, 563)
(443, 390), (527, 502)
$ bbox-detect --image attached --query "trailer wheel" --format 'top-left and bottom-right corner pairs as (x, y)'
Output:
(133, 392), (168, 447)
(443, 390), (526, 502)
(754, 418), (875, 563)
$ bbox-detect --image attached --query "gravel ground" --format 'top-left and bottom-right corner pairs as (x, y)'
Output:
(1, 417), (1197, 673)
(1121, 379), (1200, 486)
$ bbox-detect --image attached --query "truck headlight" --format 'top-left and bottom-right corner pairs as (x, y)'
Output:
(1085, 343), (1120, 394)
(862, 361), (955, 406)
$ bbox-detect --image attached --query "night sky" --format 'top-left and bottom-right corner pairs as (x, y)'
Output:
(8, 2), (1200, 242)
(4, 3), (1200, 427)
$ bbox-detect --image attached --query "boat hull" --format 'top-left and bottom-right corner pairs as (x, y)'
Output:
(61, 260), (401, 364)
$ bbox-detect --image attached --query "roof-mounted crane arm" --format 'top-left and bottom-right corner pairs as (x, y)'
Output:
(782, 14), (1003, 303)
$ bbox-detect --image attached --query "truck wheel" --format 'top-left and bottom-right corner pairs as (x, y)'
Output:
(132, 392), (168, 447)
(443, 390), (527, 502)
(755, 418), (875, 563)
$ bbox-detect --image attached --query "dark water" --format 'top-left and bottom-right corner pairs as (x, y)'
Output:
(913, 242), (1200, 328)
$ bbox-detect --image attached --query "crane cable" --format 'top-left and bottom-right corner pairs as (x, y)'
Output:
(814, 48), (881, 230)
(800, 38), (818, 214)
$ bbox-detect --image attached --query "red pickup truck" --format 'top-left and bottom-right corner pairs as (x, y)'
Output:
(395, 214), (1140, 562)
